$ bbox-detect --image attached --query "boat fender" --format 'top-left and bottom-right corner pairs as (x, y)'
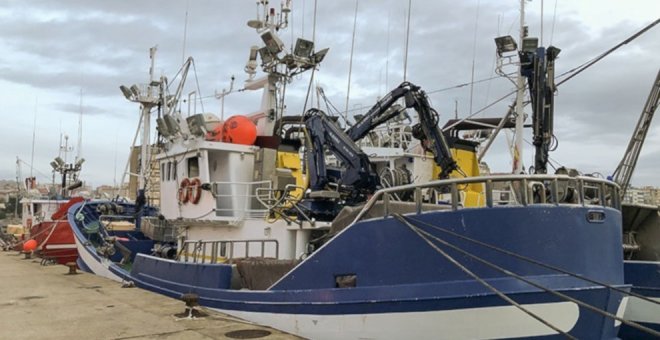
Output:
(189, 178), (202, 204)
(178, 178), (191, 204)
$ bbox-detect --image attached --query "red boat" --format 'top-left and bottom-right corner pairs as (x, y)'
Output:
(28, 197), (83, 264)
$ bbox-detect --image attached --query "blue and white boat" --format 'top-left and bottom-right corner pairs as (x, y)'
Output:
(69, 174), (631, 339)
(67, 2), (657, 338)
(619, 203), (660, 338)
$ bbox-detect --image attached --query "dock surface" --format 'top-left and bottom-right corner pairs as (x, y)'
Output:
(0, 252), (299, 340)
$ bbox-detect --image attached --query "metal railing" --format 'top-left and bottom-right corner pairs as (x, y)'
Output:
(352, 174), (620, 224)
(179, 238), (279, 264)
(211, 180), (272, 220)
(255, 184), (313, 226)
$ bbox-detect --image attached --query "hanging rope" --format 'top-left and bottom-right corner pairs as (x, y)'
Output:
(557, 18), (660, 86)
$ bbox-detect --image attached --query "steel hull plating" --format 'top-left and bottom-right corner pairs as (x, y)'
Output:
(30, 220), (77, 265)
(71, 201), (627, 338)
(131, 205), (625, 338)
(619, 261), (660, 338)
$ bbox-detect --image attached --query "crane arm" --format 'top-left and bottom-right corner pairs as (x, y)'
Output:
(613, 69), (660, 197)
(304, 109), (379, 193)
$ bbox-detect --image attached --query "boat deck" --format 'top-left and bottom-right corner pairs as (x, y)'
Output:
(0, 251), (299, 340)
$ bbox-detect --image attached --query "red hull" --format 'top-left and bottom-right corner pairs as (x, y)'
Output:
(28, 197), (83, 265)
(30, 220), (78, 264)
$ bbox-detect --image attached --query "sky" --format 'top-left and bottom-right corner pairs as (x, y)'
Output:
(0, 0), (658, 189)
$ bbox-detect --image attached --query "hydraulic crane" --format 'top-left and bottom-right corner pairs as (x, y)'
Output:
(303, 108), (380, 203)
(347, 82), (458, 179)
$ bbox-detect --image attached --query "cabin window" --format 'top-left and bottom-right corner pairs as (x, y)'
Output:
(188, 157), (200, 178)
(166, 161), (172, 181)
(172, 160), (177, 180)
(160, 163), (165, 181)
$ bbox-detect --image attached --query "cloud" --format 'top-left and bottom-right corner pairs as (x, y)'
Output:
(0, 0), (658, 187)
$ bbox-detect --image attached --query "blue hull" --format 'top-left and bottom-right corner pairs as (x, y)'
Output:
(71, 200), (629, 338)
(619, 261), (660, 339)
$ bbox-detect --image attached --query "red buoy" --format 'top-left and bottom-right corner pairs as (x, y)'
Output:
(23, 239), (37, 252)
(222, 115), (257, 145)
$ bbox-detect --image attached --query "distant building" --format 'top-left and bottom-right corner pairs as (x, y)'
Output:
(128, 145), (161, 207)
(0, 189), (18, 203)
(95, 184), (129, 199)
(623, 186), (658, 205)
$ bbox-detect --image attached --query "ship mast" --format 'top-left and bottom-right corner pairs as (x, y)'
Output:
(512, 0), (526, 174)
(119, 46), (161, 202)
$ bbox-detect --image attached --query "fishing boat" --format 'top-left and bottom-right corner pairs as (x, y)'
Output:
(67, 2), (653, 338)
(612, 69), (660, 338)
(19, 154), (85, 264)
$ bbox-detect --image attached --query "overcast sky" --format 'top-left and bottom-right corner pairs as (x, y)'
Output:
(0, 0), (658, 189)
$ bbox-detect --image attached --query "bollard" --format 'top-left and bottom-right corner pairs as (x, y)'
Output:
(65, 262), (78, 275)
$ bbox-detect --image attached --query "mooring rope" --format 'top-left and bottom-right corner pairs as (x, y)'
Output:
(392, 214), (575, 339)
(404, 214), (660, 307)
(394, 214), (660, 337)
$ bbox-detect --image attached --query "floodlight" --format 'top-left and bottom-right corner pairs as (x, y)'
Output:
(55, 157), (65, 167)
(494, 35), (517, 55)
(248, 45), (259, 62)
(119, 85), (134, 101)
(245, 45), (259, 74)
(522, 37), (539, 53)
(294, 38), (314, 59)
(546, 46), (561, 61)
(156, 117), (172, 137)
(261, 29), (284, 55)
(50, 161), (59, 170)
(311, 48), (329, 64)
(247, 19), (265, 29)
(259, 46), (275, 64)
(75, 158), (85, 167)
(130, 84), (140, 98)
(163, 115), (181, 135)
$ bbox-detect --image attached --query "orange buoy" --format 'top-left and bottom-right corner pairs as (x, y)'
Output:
(222, 115), (257, 145)
(23, 239), (37, 252)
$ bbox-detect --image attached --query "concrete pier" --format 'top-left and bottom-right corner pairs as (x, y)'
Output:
(0, 252), (299, 340)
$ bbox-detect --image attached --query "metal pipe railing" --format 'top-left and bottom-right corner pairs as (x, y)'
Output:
(180, 238), (279, 264)
(351, 174), (620, 225)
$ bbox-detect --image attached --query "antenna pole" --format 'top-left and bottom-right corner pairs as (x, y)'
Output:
(345, 0), (359, 115)
(76, 88), (83, 162)
(30, 97), (37, 179)
(182, 0), (189, 64)
(403, 0), (412, 82)
(513, 0), (526, 174)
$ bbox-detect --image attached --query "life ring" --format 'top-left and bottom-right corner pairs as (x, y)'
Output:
(188, 178), (202, 204)
(178, 178), (190, 204)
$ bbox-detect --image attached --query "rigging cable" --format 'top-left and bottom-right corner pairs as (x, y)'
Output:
(344, 0), (359, 115)
(191, 59), (205, 113)
(549, 0), (558, 45)
(468, 0), (481, 116)
(395, 214), (660, 337)
(557, 18), (660, 86)
(392, 214), (576, 338)
(402, 214), (660, 308)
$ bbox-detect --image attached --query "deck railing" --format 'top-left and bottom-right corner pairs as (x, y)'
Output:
(352, 174), (620, 224)
(211, 180), (272, 220)
(179, 238), (279, 264)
